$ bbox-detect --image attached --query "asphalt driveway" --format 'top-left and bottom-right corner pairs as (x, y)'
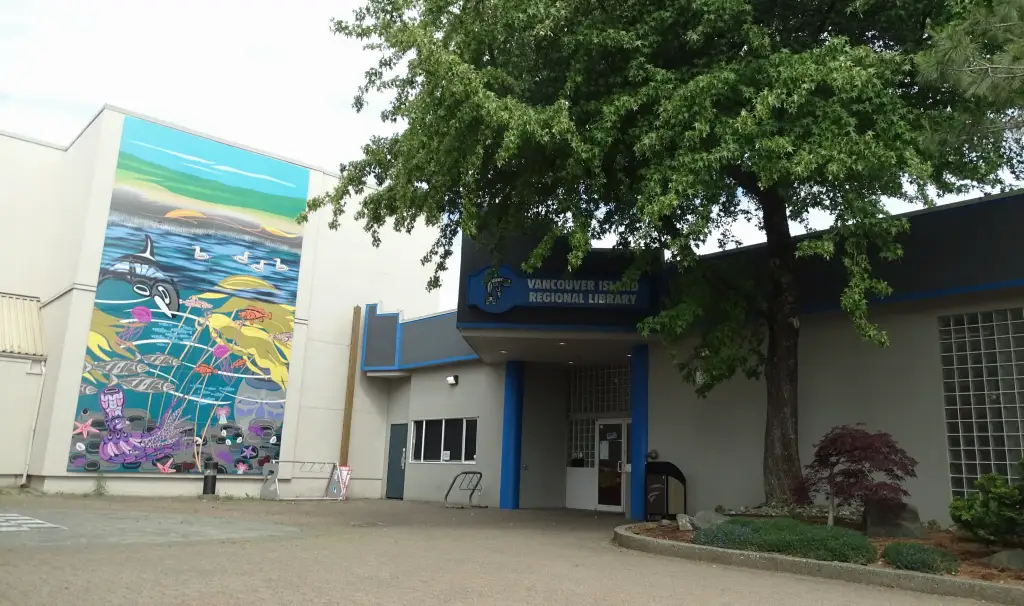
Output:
(0, 494), (989, 605)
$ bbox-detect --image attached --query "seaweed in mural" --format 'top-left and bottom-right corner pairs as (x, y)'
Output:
(68, 116), (309, 475)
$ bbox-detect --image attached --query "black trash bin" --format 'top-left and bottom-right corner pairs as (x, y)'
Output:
(644, 461), (687, 521)
(646, 472), (669, 520)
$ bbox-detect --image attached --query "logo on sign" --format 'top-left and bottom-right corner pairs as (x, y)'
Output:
(466, 265), (650, 314)
(486, 276), (513, 306)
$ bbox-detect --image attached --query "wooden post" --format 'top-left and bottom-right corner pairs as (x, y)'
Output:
(339, 306), (362, 466)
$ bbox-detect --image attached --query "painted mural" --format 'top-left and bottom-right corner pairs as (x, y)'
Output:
(67, 116), (310, 475)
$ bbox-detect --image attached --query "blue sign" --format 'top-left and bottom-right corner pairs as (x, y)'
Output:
(466, 265), (651, 314)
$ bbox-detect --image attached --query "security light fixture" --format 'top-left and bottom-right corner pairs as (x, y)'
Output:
(498, 350), (508, 354)
(558, 341), (566, 346)
(446, 375), (459, 386)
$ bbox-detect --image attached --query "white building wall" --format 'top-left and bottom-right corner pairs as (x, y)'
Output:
(0, 107), (441, 496)
(0, 357), (44, 484)
(648, 290), (1024, 525)
(402, 362), (505, 506)
(283, 170), (440, 499)
(0, 133), (65, 298)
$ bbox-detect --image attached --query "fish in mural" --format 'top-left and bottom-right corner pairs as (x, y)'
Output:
(195, 363), (218, 377)
(237, 305), (272, 325)
(134, 353), (182, 369)
(97, 234), (181, 318)
(96, 385), (190, 464)
(115, 376), (177, 394)
(84, 359), (150, 376)
(183, 295), (213, 312)
(271, 331), (293, 344)
(79, 383), (98, 396)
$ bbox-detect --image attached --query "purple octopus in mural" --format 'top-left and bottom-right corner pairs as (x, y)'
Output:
(97, 385), (190, 463)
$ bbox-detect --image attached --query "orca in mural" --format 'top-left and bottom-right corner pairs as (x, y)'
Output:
(98, 234), (181, 318)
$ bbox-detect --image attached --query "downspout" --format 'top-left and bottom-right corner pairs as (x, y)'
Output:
(21, 360), (47, 487)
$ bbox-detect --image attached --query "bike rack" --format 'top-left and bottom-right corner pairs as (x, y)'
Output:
(444, 471), (487, 508)
(259, 459), (350, 501)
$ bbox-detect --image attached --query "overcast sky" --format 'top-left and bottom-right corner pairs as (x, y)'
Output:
(0, 0), (1005, 317)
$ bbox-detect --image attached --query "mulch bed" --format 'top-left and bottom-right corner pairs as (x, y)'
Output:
(632, 518), (1024, 586)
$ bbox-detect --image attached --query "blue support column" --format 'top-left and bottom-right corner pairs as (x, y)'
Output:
(629, 344), (649, 521)
(499, 361), (525, 510)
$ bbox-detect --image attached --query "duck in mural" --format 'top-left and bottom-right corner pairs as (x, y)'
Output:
(95, 384), (190, 464)
(192, 245), (210, 261)
(249, 259), (266, 273)
(272, 258), (289, 272)
(233, 251), (251, 264)
(97, 234), (180, 318)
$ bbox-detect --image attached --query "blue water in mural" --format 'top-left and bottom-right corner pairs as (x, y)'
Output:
(69, 220), (299, 475)
(99, 221), (301, 305)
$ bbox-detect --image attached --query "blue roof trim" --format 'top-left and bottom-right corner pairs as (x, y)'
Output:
(361, 304), (479, 372)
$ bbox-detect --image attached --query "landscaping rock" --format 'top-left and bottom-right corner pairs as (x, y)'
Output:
(676, 514), (695, 531)
(863, 499), (923, 538)
(693, 509), (729, 529)
(983, 549), (1024, 571)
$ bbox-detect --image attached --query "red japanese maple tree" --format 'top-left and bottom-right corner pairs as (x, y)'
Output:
(801, 424), (919, 526)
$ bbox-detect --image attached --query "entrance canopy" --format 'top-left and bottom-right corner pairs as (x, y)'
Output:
(460, 328), (641, 365)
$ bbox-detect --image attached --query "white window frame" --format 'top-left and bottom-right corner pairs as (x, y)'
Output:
(408, 417), (478, 464)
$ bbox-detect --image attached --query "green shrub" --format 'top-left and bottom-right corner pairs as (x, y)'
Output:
(692, 517), (876, 564)
(949, 473), (1024, 545)
(881, 542), (959, 575)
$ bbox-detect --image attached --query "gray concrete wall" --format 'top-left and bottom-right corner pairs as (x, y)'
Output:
(519, 363), (569, 508)
(648, 289), (1024, 524)
(403, 362), (505, 506)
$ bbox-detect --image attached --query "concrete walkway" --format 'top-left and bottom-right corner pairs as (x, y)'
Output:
(0, 494), (988, 605)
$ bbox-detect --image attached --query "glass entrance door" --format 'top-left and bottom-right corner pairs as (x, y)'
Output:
(596, 420), (629, 512)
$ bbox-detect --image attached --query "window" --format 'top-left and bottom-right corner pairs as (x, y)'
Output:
(569, 364), (630, 414)
(939, 309), (1024, 499)
(410, 418), (478, 463)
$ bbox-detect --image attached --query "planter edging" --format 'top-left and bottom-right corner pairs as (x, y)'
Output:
(613, 524), (1024, 605)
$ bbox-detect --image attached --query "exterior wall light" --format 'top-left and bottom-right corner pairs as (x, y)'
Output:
(446, 375), (459, 386)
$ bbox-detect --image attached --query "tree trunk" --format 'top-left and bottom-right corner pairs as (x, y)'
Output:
(827, 471), (836, 527)
(760, 190), (803, 505)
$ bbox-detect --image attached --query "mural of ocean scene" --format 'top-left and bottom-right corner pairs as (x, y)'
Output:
(68, 116), (310, 475)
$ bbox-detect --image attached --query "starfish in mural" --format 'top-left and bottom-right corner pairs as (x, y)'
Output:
(240, 445), (257, 459)
(156, 459), (176, 474)
(73, 421), (96, 438)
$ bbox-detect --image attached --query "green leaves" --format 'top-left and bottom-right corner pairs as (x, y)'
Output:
(917, 0), (1024, 108)
(315, 0), (1018, 398)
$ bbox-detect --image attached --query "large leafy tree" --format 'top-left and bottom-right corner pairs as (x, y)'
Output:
(302, 0), (1018, 503)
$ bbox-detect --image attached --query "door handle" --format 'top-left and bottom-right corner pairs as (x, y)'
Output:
(616, 461), (624, 473)
(401, 448), (406, 469)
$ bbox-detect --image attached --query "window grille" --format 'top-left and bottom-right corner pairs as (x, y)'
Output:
(569, 364), (630, 414)
(939, 309), (1024, 499)
(566, 364), (630, 466)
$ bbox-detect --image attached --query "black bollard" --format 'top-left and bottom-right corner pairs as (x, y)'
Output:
(202, 461), (218, 496)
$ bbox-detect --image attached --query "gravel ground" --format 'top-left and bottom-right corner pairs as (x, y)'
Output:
(0, 494), (988, 606)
